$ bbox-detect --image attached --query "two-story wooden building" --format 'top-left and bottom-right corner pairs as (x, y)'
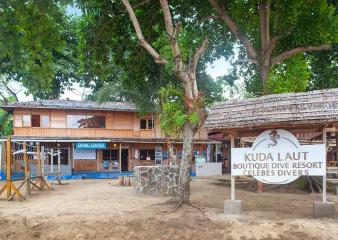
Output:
(0, 100), (219, 176)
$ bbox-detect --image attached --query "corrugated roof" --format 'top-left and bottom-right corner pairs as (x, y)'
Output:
(1, 100), (137, 112)
(205, 88), (338, 131)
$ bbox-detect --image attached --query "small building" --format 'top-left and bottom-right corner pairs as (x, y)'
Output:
(205, 88), (338, 174)
(0, 100), (220, 177)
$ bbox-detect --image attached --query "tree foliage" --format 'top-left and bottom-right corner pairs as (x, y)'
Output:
(267, 54), (311, 94)
(78, 1), (223, 112)
(307, 49), (338, 91)
(0, 1), (84, 99)
(159, 85), (199, 139)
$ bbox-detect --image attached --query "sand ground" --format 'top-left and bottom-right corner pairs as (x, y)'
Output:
(0, 177), (337, 240)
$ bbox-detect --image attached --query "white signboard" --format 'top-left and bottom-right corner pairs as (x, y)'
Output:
(74, 149), (96, 160)
(231, 129), (326, 184)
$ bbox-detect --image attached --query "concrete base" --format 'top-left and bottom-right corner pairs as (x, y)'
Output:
(313, 202), (336, 219)
(224, 200), (242, 215)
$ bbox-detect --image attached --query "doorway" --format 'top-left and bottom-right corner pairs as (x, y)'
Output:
(121, 149), (129, 172)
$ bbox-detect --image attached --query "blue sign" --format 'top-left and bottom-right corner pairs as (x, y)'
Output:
(76, 142), (107, 149)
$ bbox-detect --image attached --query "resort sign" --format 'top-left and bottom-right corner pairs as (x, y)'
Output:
(231, 129), (326, 184)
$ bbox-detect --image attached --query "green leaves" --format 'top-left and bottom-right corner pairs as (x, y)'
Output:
(159, 85), (199, 138)
(268, 54), (311, 94)
(0, 0), (73, 98)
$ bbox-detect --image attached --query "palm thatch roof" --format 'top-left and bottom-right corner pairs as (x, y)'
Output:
(205, 88), (338, 132)
(1, 100), (137, 112)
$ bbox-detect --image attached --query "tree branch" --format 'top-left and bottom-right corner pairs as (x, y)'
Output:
(159, 0), (184, 74)
(201, 15), (219, 21)
(121, 0), (168, 64)
(271, 44), (332, 65)
(264, 35), (279, 59)
(191, 38), (209, 76)
(132, 0), (150, 9)
(208, 0), (257, 62)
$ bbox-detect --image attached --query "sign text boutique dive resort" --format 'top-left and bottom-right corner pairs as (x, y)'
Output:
(231, 129), (326, 184)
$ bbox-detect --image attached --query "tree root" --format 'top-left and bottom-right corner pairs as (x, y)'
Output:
(152, 197), (207, 217)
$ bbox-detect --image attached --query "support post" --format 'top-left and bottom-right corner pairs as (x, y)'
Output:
(119, 143), (122, 172)
(57, 149), (61, 174)
(230, 136), (235, 200)
(215, 144), (218, 162)
(37, 143), (44, 188)
(41, 146), (45, 176)
(50, 148), (54, 174)
(0, 137), (25, 201)
(32, 143), (50, 190)
(23, 142), (31, 195)
(313, 128), (335, 219)
(72, 143), (75, 170)
(6, 137), (11, 198)
(322, 129), (327, 203)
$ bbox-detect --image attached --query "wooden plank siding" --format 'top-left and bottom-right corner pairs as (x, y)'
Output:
(12, 109), (209, 140)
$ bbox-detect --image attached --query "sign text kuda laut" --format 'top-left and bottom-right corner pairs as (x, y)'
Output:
(231, 129), (326, 184)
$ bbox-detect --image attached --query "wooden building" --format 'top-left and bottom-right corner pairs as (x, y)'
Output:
(0, 100), (219, 176)
(205, 88), (338, 174)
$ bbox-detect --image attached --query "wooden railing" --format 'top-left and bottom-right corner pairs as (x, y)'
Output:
(13, 127), (209, 140)
(13, 127), (154, 139)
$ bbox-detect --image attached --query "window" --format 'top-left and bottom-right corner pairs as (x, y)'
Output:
(103, 149), (118, 161)
(41, 116), (50, 127)
(148, 119), (154, 129)
(22, 115), (31, 127)
(86, 116), (105, 128)
(140, 118), (153, 130)
(31, 115), (40, 127)
(140, 119), (147, 129)
(67, 115), (105, 128)
(67, 115), (87, 128)
(140, 149), (155, 160)
(50, 149), (69, 165)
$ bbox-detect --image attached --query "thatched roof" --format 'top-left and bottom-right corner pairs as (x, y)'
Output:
(1, 100), (137, 112)
(205, 88), (338, 132)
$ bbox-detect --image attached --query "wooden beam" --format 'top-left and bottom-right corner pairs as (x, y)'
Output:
(6, 137), (11, 198)
(230, 135), (235, 201)
(23, 142), (31, 195)
(119, 143), (122, 172)
(322, 128), (327, 203)
(0, 137), (25, 201)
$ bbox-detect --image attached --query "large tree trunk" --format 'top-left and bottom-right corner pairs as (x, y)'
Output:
(259, 62), (271, 92)
(165, 136), (176, 165)
(177, 121), (195, 204)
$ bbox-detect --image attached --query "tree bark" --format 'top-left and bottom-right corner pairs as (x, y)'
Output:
(165, 136), (176, 165)
(259, 60), (271, 92)
(177, 121), (195, 204)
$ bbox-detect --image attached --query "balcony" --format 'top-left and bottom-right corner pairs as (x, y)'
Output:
(13, 127), (155, 139)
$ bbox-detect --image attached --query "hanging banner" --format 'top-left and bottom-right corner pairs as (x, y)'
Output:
(231, 129), (326, 184)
